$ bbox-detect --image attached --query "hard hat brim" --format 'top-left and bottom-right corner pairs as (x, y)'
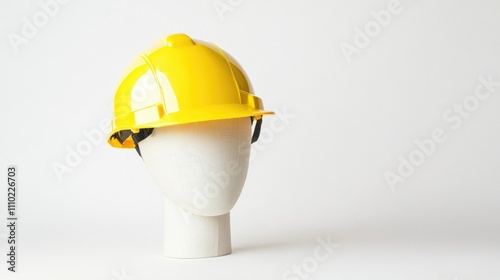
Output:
(108, 104), (274, 148)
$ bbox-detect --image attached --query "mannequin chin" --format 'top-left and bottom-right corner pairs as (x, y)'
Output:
(138, 117), (251, 258)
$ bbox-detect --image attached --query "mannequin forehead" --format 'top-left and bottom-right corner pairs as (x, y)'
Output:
(139, 117), (251, 167)
(153, 117), (250, 139)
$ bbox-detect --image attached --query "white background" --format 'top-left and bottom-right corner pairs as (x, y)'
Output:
(1, 0), (500, 279)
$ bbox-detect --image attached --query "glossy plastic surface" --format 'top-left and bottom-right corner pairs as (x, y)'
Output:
(108, 33), (274, 148)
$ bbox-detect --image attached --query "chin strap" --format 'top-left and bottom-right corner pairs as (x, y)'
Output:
(111, 128), (154, 157)
(251, 118), (262, 144)
(131, 128), (154, 157)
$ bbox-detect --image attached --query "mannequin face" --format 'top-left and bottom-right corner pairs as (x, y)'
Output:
(139, 118), (251, 216)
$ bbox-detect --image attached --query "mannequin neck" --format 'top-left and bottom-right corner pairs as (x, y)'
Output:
(163, 196), (231, 258)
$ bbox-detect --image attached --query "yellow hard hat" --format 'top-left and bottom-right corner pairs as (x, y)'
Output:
(108, 33), (274, 153)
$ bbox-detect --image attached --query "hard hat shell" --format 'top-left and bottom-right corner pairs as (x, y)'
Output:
(108, 34), (274, 149)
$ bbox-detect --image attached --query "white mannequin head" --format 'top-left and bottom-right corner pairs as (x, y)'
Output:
(107, 34), (274, 258)
(139, 117), (251, 217)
